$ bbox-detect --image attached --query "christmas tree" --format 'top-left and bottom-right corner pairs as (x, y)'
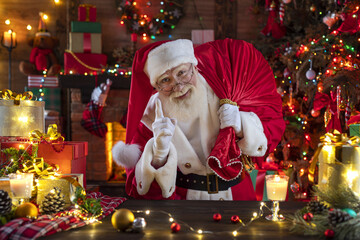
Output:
(252, 0), (360, 198)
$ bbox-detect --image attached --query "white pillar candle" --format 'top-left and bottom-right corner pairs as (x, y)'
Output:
(3, 30), (16, 47)
(266, 175), (289, 201)
(9, 173), (33, 198)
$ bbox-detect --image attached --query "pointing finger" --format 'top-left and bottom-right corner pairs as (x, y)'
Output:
(155, 98), (164, 119)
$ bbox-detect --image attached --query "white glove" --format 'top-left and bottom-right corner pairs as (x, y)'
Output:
(152, 99), (176, 167)
(91, 79), (112, 106)
(218, 103), (241, 136)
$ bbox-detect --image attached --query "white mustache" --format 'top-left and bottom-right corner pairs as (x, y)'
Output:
(170, 85), (193, 99)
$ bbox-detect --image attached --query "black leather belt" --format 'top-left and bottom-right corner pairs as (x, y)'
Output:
(176, 171), (240, 194)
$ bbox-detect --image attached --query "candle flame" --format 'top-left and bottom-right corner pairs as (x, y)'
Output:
(274, 175), (281, 182)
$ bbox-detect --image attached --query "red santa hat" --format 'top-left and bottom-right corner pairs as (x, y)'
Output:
(144, 39), (198, 86)
(126, 39), (197, 144)
(36, 12), (51, 37)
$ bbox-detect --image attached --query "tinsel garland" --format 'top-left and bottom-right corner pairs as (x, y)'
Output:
(289, 165), (360, 239)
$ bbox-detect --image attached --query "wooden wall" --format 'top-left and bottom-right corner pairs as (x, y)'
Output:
(0, 0), (264, 92)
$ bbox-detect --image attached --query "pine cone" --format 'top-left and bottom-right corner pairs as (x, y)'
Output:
(41, 187), (66, 215)
(0, 190), (12, 216)
(328, 209), (353, 227)
(308, 200), (328, 214)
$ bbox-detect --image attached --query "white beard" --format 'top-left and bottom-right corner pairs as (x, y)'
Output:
(159, 74), (207, 122)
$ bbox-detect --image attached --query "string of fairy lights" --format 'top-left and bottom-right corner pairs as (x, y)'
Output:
(129, 202), (276, 237)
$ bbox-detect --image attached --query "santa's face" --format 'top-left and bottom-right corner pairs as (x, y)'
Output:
(157, 63), (206, 121)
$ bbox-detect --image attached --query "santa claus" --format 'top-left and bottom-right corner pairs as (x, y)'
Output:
(112, 38), (285, 200)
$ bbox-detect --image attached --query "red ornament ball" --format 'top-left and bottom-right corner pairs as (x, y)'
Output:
(170, 222), (181, 233)
(213, 213), (222, 222)
(231, 215), (240, 223)
(324, 229), (335, 238)
(303, 212), (313, 222)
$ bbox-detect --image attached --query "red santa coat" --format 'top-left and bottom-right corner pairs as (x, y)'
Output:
(120, 39), (285, 200)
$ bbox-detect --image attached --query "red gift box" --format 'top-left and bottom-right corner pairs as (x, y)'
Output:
(64, 51), (107, 74)
(37, 141), (88, 184)
(78, 4), (96, 22)
(28, 75), (59, 88)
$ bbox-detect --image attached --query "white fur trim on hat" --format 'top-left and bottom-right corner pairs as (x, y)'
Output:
(144, 39), (198, 86)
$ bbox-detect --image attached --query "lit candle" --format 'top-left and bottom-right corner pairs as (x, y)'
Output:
(9, 173), (33, 198)
(3, 30), (16, 47)
(265, 175), (289, 201)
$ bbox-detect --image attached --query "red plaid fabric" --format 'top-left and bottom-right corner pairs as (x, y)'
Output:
(81, 101), (108, 138)
(0, 192), (126, 240)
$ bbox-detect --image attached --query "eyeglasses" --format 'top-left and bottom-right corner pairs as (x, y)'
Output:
(156, 64), (194, 92)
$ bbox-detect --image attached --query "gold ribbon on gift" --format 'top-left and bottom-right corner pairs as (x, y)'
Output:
(22, 157), (58, 177)
(0, 89), (33, 105)
(79, 4), (95, 21)
(308, 130), (360, 182)
(30, 124), (64, 142)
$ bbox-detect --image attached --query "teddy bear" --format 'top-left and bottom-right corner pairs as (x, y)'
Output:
(19, 33), (62, 76)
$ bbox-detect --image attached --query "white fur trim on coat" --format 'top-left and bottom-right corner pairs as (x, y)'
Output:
(112, 141), (141, 169)
(135, 138), (178, 198)
(237, 111), (268, 157)
(144, 39), (198, 86)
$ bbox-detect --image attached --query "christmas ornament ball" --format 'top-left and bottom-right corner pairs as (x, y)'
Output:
(15, 202), (38, 219)
(213, 213), (222, 222)
(306, 69), (316, 80)
(132, 217), (146, 232)
(311, 109), (320, 117)
(303, 212), (313, 222)
(324, 229), (335, 238)
(231, 215), (240, 223)
(111, 208), (135, 231)
(170, 222), (181, 233)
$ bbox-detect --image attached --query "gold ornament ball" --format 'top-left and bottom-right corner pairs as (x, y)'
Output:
(15, 202), (38, 219)
(111, 208), (135, 231)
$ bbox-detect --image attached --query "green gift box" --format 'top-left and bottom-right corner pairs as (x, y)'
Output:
(71, 21), (101, 33)
(349, 124), (360, 137)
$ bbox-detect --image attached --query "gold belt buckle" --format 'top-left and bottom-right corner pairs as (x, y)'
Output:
(207, 173), (219, 194)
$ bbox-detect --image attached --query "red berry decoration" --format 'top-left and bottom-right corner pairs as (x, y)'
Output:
(170, 222), (181, 233)
(303, 212), (313, 222)
(324, 229), (335, 238)
(231, 215), (240, 223)
(213, 213), (222, 222)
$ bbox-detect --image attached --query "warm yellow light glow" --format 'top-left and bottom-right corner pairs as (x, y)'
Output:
(197, 229), (203, 234)
(43, 14), (48, 20)
(26, 25), (32, 30)
(18, 116), (29, 123)
(5, 19), (10, 25)
(50, 189), (56, 194)
(274, 175), (280, 182)
(54, 0), (60, 3)
(232, 231), (238, 237)
(346, 170), (359, 187)
(169, 217), (174, 222)
(260, 202), (265, 206)
(145, 210), (150, 215)
(253, 212), (258, 218)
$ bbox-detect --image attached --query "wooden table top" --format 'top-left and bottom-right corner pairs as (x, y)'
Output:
(43, 200), (315, 240)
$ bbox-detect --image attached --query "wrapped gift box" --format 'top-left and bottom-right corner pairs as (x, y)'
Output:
(64, 52), (107, 74)
(0, 100), (45, 137)
(37, 173), (84, 209)
(191, 29), (214, 47)
(28, 75), (59, 88)
(37, 141), (88, 185)
(349, 124), (360, 137)
(69, 32), (102, 54)
(78, 4), (96, 22)
(71, 21), (101, 33)
(318, 144), (360, 195)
